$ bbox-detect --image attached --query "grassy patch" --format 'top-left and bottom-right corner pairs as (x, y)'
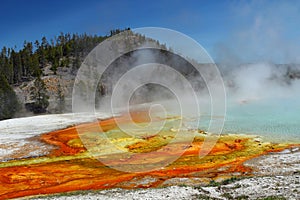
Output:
(235, 195), (249, 200)
(207, 176), (243, 187)
(221, 176), (241, 185)
(207, 180), (221, 187)
(222, 192), (234, 199)
(192, 194), (221, 200)
(27, 190), (97, 199)
(258, 196), (287, 200)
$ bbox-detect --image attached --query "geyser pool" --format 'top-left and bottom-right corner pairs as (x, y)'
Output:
(197, 97), (300, 143)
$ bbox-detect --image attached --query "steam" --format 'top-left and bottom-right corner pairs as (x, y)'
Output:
(73, 27), (299, 143)
(96, 45), (211, 114)
(224, 63), (300, 103)
(212, 1), (300, 104)
(208, 0), (300, 142)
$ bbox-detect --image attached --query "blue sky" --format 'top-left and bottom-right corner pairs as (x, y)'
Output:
(1, 0), (300, 63)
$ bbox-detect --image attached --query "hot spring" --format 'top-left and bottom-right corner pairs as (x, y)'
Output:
(195, 97), (300, 143)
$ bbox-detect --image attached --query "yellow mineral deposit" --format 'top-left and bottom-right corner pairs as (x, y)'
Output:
(0, 110), (297, 199)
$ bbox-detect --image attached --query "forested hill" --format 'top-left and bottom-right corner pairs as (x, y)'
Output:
(0, 30), (123, 85)
(1, 28), (299, 121)
(0, 28), (132, 120)
(0, 28), (173, 120)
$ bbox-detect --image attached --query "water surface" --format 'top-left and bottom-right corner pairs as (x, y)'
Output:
(199, 98), (300, 143)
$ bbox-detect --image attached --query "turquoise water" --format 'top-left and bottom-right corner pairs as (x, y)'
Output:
(198, 98), (300, 143)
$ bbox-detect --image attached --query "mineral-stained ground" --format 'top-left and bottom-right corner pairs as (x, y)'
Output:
(0, 111), (299, 199)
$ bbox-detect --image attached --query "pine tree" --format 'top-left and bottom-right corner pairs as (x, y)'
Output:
(29, 76), (49, 113)
(40, 37), (48, 68)
(11, 50), (22, 84)
(23, 42), (34, 76)
(0, 74), (20, 119)
(55, 78), (65, 113)
(0, 47), (14, 83)
(30, 53), (41, 77)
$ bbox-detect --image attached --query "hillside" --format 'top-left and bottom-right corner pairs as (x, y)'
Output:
(0, 28), (165, 119)
(1, 28), (213, 119)
(0, 30), (111, 119)
(1, 29), (300, 120)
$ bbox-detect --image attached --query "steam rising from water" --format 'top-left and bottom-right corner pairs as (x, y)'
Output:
(73, 28), (226, 172)
(225, 63), (300, 102)
(210, 1), (300, 142)
(220, 63), (300, 142)
(74, 27), (299, 153)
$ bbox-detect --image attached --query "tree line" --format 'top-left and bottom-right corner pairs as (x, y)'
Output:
(0, 29), (130, 120)
(0, 32), (110, 84)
